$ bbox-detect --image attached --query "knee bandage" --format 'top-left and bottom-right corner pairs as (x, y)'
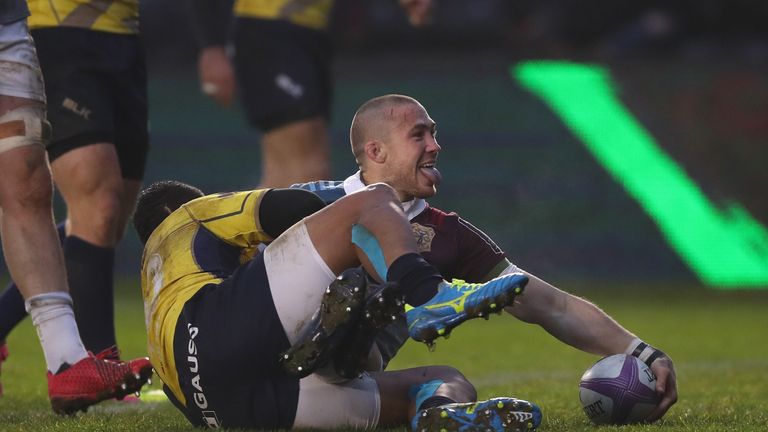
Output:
(0, 105), (51, 154)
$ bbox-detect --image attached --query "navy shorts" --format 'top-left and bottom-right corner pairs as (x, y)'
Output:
(32, 27), (149, 180)
(233, 18), (332, 132)
(166, 253), (300, 429)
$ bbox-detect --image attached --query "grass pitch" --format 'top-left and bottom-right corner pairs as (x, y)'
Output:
(0, 279), (766, 431)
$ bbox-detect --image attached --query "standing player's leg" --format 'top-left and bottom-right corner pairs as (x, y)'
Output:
(50, 143), (124, 353)
(0, 17), (91, 398)
(234, 18), (332, 188)
(0, 20), (151, 413)
(39, 27), (149, 356)
(259, 117), (330, 188)
(0, 98), (89, 375)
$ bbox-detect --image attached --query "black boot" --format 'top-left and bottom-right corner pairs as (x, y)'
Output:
(279, 268), (368, 378)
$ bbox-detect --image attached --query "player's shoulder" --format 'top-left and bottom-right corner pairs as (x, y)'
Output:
(182, 190), (263, 222)
(413, 205), (460, 225)
(290, 180), (346, 204)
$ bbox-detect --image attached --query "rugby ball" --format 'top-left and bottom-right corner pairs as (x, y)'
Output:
(579, 354), (660, 425)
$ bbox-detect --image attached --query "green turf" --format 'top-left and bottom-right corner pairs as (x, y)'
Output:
(1, 280), (766, 431)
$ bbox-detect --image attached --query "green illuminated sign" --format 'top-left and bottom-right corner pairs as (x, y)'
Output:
(512, 61), (768, 288)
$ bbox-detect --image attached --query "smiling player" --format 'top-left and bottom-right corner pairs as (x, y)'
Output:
(293, 94), (678, 423)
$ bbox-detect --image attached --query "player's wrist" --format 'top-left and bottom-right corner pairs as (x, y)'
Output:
(625, 338), (667, 367)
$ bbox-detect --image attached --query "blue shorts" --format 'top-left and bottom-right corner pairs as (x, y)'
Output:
(33, 27), (149, 180)
(233, 18), (332, 132)
(166, 253), (299, 429)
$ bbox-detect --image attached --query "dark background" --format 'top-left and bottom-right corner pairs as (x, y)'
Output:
(4, 0), (768, 286)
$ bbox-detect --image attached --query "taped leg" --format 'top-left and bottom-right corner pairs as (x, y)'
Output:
(0, 105), (50, 154)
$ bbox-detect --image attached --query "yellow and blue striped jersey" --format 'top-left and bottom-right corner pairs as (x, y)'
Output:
(27, 0), (139, 34)
(140, 190), (272, 405)
(234, 0), (334, 31)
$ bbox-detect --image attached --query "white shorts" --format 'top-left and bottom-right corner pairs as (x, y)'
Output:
(263, 218), (336, 344)
(294, 373), (380, 429)
(263, 220), (381, 429)
(0, 19), (46, 102)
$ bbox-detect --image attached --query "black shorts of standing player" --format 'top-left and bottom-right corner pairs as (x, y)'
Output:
(166, 253), (300, 429)
(32, 27), (149, 180)
(233, 18), (332, 132)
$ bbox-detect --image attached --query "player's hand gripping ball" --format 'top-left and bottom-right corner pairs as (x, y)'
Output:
(579, 354), (660, 425)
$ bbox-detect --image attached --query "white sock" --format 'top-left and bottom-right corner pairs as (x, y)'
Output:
(25, 292), (88, 373)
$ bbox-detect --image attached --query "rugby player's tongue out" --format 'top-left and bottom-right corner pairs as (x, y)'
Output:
(419, 162), (442, 186)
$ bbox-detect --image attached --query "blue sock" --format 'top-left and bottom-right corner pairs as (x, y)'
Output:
(0, 284), (25, 343)
(65, 236), (116, 354)
(410, 379), (446, 411)
(410, 380), (455, 430)
(350, 224), (388, 280)
(350, 225), (442, 306)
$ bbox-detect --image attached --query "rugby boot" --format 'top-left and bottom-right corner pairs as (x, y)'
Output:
(48, 354), (153, 415)
(412, 397), (542, 432)
(0, 343), (7, 397)
(94, 345), (121, 362)
(406, 273), (528, 347)
(94, 345), (149, 402)
(333, 281), (405, 379)
(279, 268), (367, 379)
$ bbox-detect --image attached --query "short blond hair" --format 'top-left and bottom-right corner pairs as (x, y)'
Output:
(349, 94), (420, 165)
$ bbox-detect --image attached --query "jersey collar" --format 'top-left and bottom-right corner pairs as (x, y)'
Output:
(343, 171), (427, 220)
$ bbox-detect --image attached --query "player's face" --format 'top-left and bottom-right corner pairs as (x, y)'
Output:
(382, 103), (441, 201)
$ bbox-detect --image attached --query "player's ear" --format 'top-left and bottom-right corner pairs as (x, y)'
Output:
(364, 140), (386, 164)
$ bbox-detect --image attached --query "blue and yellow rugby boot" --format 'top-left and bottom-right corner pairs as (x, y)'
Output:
(412, 397), (542, 432)
(406, 273), (528, 346)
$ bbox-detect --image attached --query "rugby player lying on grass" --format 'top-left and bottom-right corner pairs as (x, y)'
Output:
(133, 181), (541, 430)
(292, 94), (679, 423)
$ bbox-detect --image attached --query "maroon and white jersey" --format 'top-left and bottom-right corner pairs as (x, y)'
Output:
(409, 205), (506, 282)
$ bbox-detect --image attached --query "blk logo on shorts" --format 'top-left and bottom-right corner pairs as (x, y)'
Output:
(275, 73), (304, 99)
(62, 98), (92, 120)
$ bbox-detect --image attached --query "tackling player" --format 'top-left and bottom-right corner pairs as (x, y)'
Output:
(293, 94), (679, 422)
(133, 182), (541, 430)
(0, 2), (151, 414)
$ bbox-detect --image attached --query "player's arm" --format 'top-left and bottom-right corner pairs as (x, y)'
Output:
(507, 269), (677, 422)
(459, 214), (677, 422)
(259, 188), (326, 238)
(189, 0), (236, 107)
(399, 0), (434, 27)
